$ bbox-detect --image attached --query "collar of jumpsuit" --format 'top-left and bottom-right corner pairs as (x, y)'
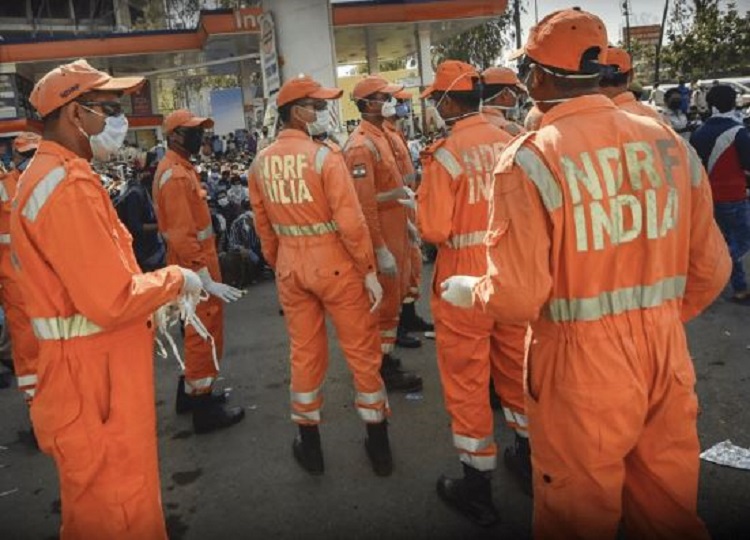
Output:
(35, 139), (79, 162)
(539, 94), (616, 129)
(611, 92), (637, 107)
(166, 147), (194, 169)
(449, 113), (491, 133)
(276, 129), (315, 142)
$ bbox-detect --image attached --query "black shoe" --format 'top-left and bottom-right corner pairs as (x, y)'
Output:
(396, 326), (422, 349)
(175, 375), (227, 415)
(437, 464), (500, 528)
(365, 421), (393, 476)
(192, 394), (245, 434)
(293, 425), (324, 475)
(504, 434), (533, 497)
(400, 302), (435, 333)
(380, 354), (423, 393)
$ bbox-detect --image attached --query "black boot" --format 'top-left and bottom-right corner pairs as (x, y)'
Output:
(380, 354), (423, 393)
(175, 376), (227, 415)
(365, 421), (393, 476)
(504, 434), (533, 497)
(400, 302), (435, 338)
(293, 424), (324, 475)
(437, 463), (500, 527)
(396, 325), (421, 348)
(192, 394), (245, 434)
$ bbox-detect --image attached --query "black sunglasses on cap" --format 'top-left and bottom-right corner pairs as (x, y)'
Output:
(77, 100), (123, 117)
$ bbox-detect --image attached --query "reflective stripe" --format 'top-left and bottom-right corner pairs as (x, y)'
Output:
(403, 172), (417, 185)
(381, 342), (394, 353)
(158, 168), (173, 189)
(515, 147), (563, 211)
(356, 387), (387, 406)
(446, 231), (486, 249)
(0, 233), (10, 245)
(184, 376), (215, 392)
(31, 314), (102, 340)
(292, 409), (321, 423)
(272, 221), (338, 237)
(502, 407), (529, 429)
(381, 329), (397, 338)
(434, 148), (462, 179)
(686, 143), (704, 187)
(358, 407), (386, 423)
(363, 138), (381, 161)
(707, 126), (742, 175)
(314, 146), (330, 174)
(16, 375), (38, 387)
(453, 433), (493, 453)
(22, 166), (66, 221)
(291, 385), (322, 405)
(196, 224), (214, 241)
(24, 388), (36, 399)
(459, 452), (497, 471)
(10, 252), (20, 270)
(0, 182), (9, 202)
(547, 275), (687, 323)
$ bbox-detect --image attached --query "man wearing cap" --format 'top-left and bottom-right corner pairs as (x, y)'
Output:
(417, 60), (530, 526)
(248, 75), (392, 476)
(481, 67), (527, 137)
(601, 46), (662, 121)
(10, 58), (206, 539)
(440, 8), (728, 539)
(344, 75), (423, 392)
(153, 109), (245, 434)
(383, 89), (435, 341)
(0, 132), (40, 407)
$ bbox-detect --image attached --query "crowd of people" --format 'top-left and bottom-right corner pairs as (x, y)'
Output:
(0, 5), (748, 540)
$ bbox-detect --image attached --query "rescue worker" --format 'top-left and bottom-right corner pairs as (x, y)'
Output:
(11, 58), (205, 539)
(440, 9), (730, 539)
(481, 67), (527, 137)
(384, 89), (435, 341)
(0, 132), (40, 405)
(153, 110), (245, 434)
(417, 60), (531, 527)
(343, 75), (423, 392)
(600, 46), (663, 121)
(247, 75), (392, 476)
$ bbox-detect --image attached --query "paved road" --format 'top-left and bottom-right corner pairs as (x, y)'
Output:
(0, 264), (748, 539)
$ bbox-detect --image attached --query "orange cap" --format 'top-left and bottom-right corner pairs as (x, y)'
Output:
(352, 75), (403, 100)
(420, 60), (479, 98)
(30, 59), (144, 118)
(394, 89), (413, 100)
(163, 109), (214, 135)
(482, 67), (522, 87)
(511, 8), (607, 73)
(13, 132), (41, 154)
(606, 46), (632, 73)
(276, 74), (343, 107)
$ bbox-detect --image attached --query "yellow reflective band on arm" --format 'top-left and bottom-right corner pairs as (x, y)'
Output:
(31, 314), (103, 340)
(272, 221), (338, 237)
(196, 224), (214, 241)
(434, 148), (463, 179)
(446, 231), (486, 249)
(158, 169), (173, 189)
(22, 166), (66, 222)
(453, 433), (494, 453)
(314, 147), (330, 174)
(0, 234), (10, 245)
(547, 275), (687, 322)
(515, 147), (563, 211)
(0, 182), (9, 202)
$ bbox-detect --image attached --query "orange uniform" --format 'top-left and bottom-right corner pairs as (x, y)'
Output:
(612, 91), (664, 121)
(418, 114), (528, 470)
(248, 129), (388, 424)
(482, 107), (526, 137)
(384, 120), (421, 302)
(474, 94), (729, 538)
(344, 121), (410, 354)
(153, 149), (224, 394)
(0, 165), (39, 401)
(11, 140), (184, 539)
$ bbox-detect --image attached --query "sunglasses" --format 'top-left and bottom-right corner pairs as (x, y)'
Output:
(78, 100), (123, 117)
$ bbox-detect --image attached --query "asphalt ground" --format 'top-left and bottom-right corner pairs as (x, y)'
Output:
(0, 261), (749, 539)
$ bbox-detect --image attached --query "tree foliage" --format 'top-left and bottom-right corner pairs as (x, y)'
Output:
(431, 13), (517, 71)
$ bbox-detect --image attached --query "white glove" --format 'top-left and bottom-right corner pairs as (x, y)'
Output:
(179, 268), (203, 297)
(364, 272), (383, 313)
(407, 220), (421, 245)
(397, 186), (416, 210)
(375, 246), (397, 276)
(197, 267), (244, 303)
(440, 275), (480, 308)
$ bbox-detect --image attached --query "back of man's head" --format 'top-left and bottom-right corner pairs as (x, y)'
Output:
(707, 85), (737, 113)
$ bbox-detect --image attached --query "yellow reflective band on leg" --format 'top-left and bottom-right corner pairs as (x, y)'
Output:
(453, 433), (494, 453)
(291, 385), (323, 405)
(459, 452), (497, 471)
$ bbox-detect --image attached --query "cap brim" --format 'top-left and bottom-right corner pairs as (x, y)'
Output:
(394, 90), (412, 100)
(508, 48), (525, 61)
(381, 83), (404, 95)
(95, 76), (146, 95)
(183, 117), (215, 129)
(309, 87), (343, 100)
(420, 86), (436, 99)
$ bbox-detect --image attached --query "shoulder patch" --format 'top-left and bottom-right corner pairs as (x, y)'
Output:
(351, 163), (368, 179)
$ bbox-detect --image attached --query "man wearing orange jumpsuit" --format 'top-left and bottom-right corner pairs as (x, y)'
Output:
(441, 9), (730, 539)
(344, 75), (422, 392)
(153, 110), (245, 434)
(11, 59), (204, 539)
(601, 46), (663, 121)
(417, 60), (530, 527)
(0, 132), (40, 404)
(248, 75), (392, 476)
(383, 90), (435, 341)
(481, 67), (527, 137)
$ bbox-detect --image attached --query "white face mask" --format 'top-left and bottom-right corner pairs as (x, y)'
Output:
(296, 106), (331, 137)
(381, 97), (398, 118)
(79, 106), (129, 161)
